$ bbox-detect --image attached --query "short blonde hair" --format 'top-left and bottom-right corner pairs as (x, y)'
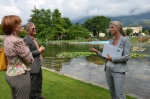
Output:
(110, 21), (126, 37)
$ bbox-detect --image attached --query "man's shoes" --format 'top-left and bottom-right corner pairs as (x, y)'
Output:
(38, 96), (46, 99)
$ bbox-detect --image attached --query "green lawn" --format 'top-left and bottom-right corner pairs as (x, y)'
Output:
(0, 69), (137, 99)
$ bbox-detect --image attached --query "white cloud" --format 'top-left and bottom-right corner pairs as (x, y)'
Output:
(0, 0), (150, 24)
(0, 5), (20, 17)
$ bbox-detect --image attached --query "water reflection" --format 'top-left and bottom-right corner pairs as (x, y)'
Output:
(41, 57), (71, 71)
(86, 55), (106, 65)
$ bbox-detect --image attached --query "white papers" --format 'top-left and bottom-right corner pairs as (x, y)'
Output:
(102, 44), (123, 58)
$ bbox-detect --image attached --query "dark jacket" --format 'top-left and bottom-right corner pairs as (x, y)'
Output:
(24, 35), (41, 73)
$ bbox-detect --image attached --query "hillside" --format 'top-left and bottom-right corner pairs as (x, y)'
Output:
(110, 12), (150, 30)
(75, 12), (150, 31)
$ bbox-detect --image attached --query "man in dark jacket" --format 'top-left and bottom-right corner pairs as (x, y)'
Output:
(24, 22), (46, 99)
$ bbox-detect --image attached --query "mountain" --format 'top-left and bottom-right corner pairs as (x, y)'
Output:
(74, 12), (150, 31)
(110, 12), (150, 30)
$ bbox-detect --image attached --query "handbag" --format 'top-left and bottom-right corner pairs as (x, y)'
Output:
(0, 46), (7, 71)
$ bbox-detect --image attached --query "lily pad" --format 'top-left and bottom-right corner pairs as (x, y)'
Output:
(56, 52), (96, 58)
(130, 53), (148, 58)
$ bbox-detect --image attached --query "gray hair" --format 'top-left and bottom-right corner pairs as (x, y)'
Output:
(110, 21), (126, 37)
(25, 22), (34, 31)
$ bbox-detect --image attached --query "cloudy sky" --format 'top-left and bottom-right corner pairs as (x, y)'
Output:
(0, 0), (150, 24)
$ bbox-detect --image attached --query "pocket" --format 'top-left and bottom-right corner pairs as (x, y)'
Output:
(114, 72), (125, 78)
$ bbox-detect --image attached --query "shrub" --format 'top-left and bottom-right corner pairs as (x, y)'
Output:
(139, 37), (149, 42)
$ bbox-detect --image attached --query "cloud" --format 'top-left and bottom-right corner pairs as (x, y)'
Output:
(0, 0), (150, 24)
(0, 0), (20, 20)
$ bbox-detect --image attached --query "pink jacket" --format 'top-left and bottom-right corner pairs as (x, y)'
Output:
(4, 35), (34, 76)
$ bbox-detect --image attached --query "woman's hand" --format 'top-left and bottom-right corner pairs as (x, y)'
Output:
(90, 48), (98, 53)
(107, 54), (112, 61)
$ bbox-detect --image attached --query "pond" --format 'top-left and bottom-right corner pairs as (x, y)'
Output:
(70, 40), (110, 44)
(41, 42), (150, 99)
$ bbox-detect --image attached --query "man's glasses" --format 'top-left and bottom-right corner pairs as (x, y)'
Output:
(32, 28), (37, 31)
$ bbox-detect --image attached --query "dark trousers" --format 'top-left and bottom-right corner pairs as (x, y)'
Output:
(30, 69), (43, 99)
(6, 72), (30, 99)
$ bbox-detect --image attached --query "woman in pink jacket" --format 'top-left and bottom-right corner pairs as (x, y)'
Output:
(2, 15), (34, 99)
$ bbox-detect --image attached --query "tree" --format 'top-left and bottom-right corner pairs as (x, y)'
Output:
(62, 17), (73, 39)
(29, 6), (53, 41)
(126, 28), (133, 36)
(68, 25), (89, 39)
(83, 16), (110, 36)
(144, 30), (149, 35)
(62, 17), (73, 29)
(93, 28), (97, 36)
(92, 16), (110, 34)
(52, 9), (65, 40)
(82, 19), (92, 31)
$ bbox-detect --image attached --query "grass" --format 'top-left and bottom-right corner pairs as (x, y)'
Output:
(0, 39), (2, 42)
(0, 69), (137, 99)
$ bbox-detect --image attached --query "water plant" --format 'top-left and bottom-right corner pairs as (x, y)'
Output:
(56, 52), (96, 58)
(130, 53), (148, 58)
(56, 52), (148, 58)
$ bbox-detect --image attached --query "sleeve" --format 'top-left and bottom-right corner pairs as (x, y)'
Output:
(13, 40), (34, 65)
(24, 38), (40, 57)
(97, 51), (107, 59)
(112, 37), (130, 63)
(97, 51), (102, 56)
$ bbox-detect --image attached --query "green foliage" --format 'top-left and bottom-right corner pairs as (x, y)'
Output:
(144, 30), (149, 35)
(130, 53), (148, 58)
(82, 18), (93, 31)
(28, 7), (113, 40)
(0, 24), (4, 35)
(0, 39), (2, 42)
(56, 51), (148, 59)
(68, 25), (89, 39)
(52, 9), (63, 25)
(56, 52), (96, 58)
(83, 16), (110, 36)
(62, 17), (73, 29)
(30, 6), (53, 41)
(18, 29), (27, 38)
(52, 9), (65, 40)
(126, 28), (133, 36)
(44, 27), (54, 40)
(139, 30), (143, 33)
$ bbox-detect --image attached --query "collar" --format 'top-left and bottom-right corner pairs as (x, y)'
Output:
(28, 35), (35, 40)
